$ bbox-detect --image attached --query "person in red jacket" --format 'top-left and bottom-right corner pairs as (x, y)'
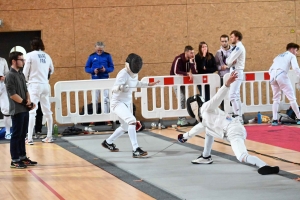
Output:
(170, 46), (197, 126)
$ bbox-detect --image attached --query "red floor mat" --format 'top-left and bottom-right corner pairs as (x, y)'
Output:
(245, 125), (300, 152)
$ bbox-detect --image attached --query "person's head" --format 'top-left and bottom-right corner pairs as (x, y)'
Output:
(230, 30), (243, 44)
(9, 51), (24, 70)
(184, 45), (195, 60)
(286, 43), (299, 55)
(126, 53), (143, 74)
(198, 42), (211, 59)
(30, 37), (45, 51)
(95, 41), (105, 55)
(220, 34), (229, 48)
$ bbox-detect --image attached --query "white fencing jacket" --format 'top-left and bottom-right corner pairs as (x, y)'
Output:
(23, 50), (54, 84)
(269, 51), (300, 78)
(226, 41), (246, 70)
(111, 68), (148, 109)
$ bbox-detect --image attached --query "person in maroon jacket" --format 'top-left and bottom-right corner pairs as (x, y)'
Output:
(170, 46), (197, 126)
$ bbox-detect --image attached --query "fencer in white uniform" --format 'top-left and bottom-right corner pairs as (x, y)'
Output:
(178, 72), (279, 175)
(23, 38), (54, 144)
(269, 43), (300, 126)
(0, 57), (12, 139)
(102, 53), (159, 158)
(225, 30), (246, 124)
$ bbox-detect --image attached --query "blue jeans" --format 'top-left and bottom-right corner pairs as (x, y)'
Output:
(10, 111), (29, 161)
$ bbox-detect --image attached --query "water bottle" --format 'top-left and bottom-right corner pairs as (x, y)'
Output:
(53, 124), (58, 138)
(257, 112), (262, 124)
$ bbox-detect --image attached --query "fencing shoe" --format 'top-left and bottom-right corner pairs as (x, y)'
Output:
(258, 165), (279, 175)
(178, 134), (187, 143)
(133, 147), (148, 158)
(102, 140), (119, 152)
(191, 155), (213, 164)
(272, 120), (278, 126)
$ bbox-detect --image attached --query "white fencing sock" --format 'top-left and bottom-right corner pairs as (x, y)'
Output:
(106, 127), (125, 144)
(202, 134), (214, 157)
(245, 155), (266, 168)
(290, 100), (300, 119)
(45, 115), (53, 138)
(272, 101), (280, 120)
(128, 124), (139, 151)
(4, 116), (11, 135)
(27, 114), (36, 141)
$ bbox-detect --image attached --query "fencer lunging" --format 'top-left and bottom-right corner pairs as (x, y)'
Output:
(0, 57), (12, 139)
(269, 43), (300, 126)
(225, 30), (246, 124)
(102, 53), (159, 158)
(178, 72), (279, 175)
(23, 38), (54, 144)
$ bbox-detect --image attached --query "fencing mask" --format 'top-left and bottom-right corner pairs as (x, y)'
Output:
(126, 53), (143, 74)
(186, 95), (205, 122)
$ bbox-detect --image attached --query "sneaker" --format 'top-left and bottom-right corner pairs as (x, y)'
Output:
(33, 132), (41, 139)
(272, 120), (278, 126)
(21, 157), (37, 166)
(5, 133), (11, 140)
(180, 117), (189, 126)
(191, 155), (213, 164)
(26, 140), (34, 145)
(102, 140), (119, 152)
(89, 122), (95, 127)
(42, 137), (54, 143)
(178, 134), (187, 143)
(133, 147), (148, 158)
(10, 161), (27, 169)
(177, 118), (182, 126)
(258, 165), (279, 175)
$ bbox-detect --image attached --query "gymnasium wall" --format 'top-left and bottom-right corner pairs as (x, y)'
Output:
(0, 0), (299, 121)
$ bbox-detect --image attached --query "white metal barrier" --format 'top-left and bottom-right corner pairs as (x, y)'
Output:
(223, 71), (298, 114)
(135, 74), (221, 119)
(54, 79), (122, 124)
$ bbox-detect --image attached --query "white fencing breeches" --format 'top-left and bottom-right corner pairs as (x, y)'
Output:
(229, 69), (243, 116)
(94, 89), (110, 113)
(270, 71), (300, 120)
(107, 102), (138, 150)
(27, 83), (53, 141)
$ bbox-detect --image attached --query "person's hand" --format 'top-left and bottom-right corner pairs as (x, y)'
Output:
(148, 80), (160, 86)
(26, 99), (31, 106)
(99, 66), (105, 72)
(233, 60), (237, 65)
(189, 58), (195, 64)
(203, 66), (206, 70)
(221, 65), (227, 70)
(225, 71), (238, 87)
(94, 68), (99, 74)
(187, 72), (193, 81)
(27, 103), (36, 110)
(0, 76), (5, 81)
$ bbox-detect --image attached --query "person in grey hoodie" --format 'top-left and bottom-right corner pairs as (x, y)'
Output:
(215, 34), (233, 110)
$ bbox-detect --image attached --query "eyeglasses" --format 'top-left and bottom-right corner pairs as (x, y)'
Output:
(17, 59), (25, 62)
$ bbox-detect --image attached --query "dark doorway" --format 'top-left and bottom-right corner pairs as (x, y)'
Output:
(0, 31), (41, 64)
(0, 31), (41, 120)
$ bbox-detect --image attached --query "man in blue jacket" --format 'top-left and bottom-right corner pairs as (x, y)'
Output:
(85, 42), (114, 121)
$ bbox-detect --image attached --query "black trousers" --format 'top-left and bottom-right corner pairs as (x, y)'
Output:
(35, 102), (43, 133)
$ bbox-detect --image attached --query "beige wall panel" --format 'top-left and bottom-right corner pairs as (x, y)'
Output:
(0, 9), (75, 68)
(188, 0), (288, 3)
(73, 5), (188, 66)
(187, 3), (250, 60)
(0, 0), (73, 10)
(248, 27), (296, 72)
(73, 0), (186, 8)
